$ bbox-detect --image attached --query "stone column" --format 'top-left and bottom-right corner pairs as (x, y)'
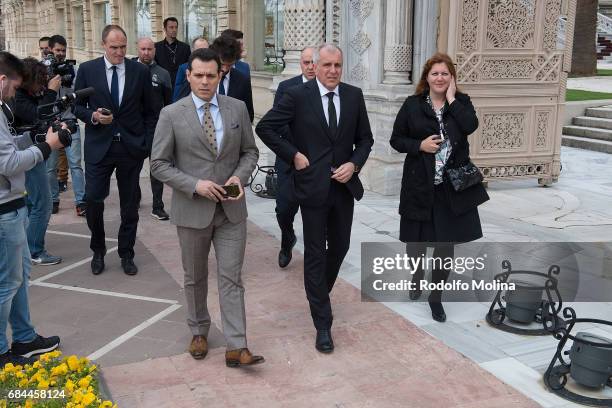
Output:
(283, 0), (326, 76)
(382, 0), (412, 84)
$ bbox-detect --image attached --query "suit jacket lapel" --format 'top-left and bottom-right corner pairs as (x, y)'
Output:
(217, 97), (232, 156)
(96, 58), (113, 108)
(336, 83), (347, 140)
(307, 81), (333, 141)
(181, 97), (217, 156)
(119, 60), (134, 111)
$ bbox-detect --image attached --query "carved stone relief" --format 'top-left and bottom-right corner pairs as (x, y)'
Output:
(284, 5), (326, 49)
(330, 0), (342, 45)
(486, 0), (536, 49)
(481, 113), (526, 150)
(480, 163), (550, 178)
(536, 111), (550, 148)
(384, 44), (413, 72)
(543, 0), (562, 51)
(460, 0), (480, 52)
(348, 0), (373, 81)
(480, 57), (534, 79)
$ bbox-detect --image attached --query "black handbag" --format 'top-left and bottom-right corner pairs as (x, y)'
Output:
(445, 161), (483, 192)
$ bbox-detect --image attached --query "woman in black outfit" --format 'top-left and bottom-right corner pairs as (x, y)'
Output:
(390, 53), (489, 322)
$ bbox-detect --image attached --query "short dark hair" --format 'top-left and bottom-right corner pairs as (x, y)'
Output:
(188, 48), (221, 72)
(220, 29), (244, 40)
(101, 25), (127, 42)
(210, 35), (241, 63)
(0, 51), (25, 79)
(48, 35), (67, 49)
(163, 17), (178, 28)
(39, 36), (50, 44)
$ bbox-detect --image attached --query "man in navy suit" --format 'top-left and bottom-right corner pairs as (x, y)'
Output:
(273, 46), (316, 268)
(74, 25), (156, 276)
(256, 44), (373, 354)
(172, 36), (208, 103)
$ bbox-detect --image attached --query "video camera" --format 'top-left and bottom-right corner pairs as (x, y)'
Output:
(42, 54), (76, 88)
(15, 87), (95, 148)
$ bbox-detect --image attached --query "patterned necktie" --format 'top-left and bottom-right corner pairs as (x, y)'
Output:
(203, 103), (217, 155)
(326, 92), (337, 137)
(110, 66), (119, 108)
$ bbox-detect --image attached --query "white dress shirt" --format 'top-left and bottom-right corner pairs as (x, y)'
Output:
(103, 55), (125, 105)
(192, 92), (224, 154)
(302, 75), (309, 83)
(218, 71), (230, 95)
(316, 78), (340, 126)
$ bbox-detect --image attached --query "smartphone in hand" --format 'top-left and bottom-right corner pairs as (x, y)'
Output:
(99, 108), (112, 115)
(222, 184), (240, 198)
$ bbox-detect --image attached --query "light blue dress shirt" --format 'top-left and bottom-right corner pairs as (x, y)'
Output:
(191, 92), (224, 154)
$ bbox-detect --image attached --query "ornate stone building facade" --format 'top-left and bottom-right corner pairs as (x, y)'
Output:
(1, 0), (577, 194)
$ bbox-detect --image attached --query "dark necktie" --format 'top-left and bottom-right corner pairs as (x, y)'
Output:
(111, 65), (119, 108)
(219, 73), (227, 95)
(327, 92), (337, 137)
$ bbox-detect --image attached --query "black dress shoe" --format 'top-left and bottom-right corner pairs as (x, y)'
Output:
(91, 253), (105, 275)
(428, 300), (447, 322)
(315, 329), (334, 353)
(121, 258), (138, 276)
(278, 234), (297, 268)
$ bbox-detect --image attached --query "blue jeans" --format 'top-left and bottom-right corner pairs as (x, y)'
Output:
(46, 129), (85, 205)
(0, 206), (37, 354)
(25, 161), (52, 258)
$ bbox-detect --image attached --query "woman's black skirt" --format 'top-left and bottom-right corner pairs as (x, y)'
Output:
(400, 183), (483, 243)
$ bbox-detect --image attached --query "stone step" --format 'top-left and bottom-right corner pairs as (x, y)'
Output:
(562, 125), (612, 142)
(562, 135), (612, 154)
(573, 116), (612, 130)
(586, 107), (612, 119)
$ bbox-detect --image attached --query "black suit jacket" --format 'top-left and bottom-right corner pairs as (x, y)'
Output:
(175, 67), (254, 123)
(256, 79), (373, 207)
(154, 39), (191, 87)
(273, 75), (303, 174)
(390, 92), (489, 220)
(74, 57), (157, 164)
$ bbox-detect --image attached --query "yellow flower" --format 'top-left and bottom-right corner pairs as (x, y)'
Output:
(50, 363), (68, 377)
(38, 378), (50, 389)
(67, 355), (80, 371)
(82, 392), (96, 406)
(66, 379), (75, 392)
(72, 391), (83, 403)
(98, 402), (113, 408)
(15, 370), (25, 379)
(32, 361), (41, 369)
(24, 400), (34, 408)
(3, 363), (15, 373)
(18, 378), (28, 387)
(48, 350), (62, 359)
(78, 376), (91, 389)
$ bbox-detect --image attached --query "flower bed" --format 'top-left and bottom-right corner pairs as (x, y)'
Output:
(0, 351), (115, 407)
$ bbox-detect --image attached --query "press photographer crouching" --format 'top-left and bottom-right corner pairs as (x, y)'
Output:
(44, 35), (87, 217)
(0, 51), (62, 366)
(13, 57), (65, 266)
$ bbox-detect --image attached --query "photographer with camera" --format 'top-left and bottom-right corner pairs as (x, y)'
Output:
(0, 51), (62, 365)
(13, 58), (63, 266)
(44, 35), (86, 217)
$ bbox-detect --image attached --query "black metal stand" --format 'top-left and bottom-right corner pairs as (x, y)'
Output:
(544, 307), (612, 407)
(247, 164), (278, 199)
(486, 260), (566, 336)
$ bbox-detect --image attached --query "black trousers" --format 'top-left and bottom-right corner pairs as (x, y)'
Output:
(301, 181), (354, 330)
(85, 141), (144, 259)
(135, 174), (165, 211)
(275, 164), (299, 248)
(407, 243), (455, 302)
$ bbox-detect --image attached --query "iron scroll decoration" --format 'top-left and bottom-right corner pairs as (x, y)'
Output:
(486, 260), (566, 336)
(247, 164), (278, 199)
(543, 307), (612, 406)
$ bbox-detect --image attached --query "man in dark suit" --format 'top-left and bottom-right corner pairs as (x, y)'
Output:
(273, 46), (316, 268)
(256, 44), (373, 353)
(154, 17), (191, 90)
(173, 36), (253, 122)
(74, 25), (156, 276)
(220, 29), (250, 79)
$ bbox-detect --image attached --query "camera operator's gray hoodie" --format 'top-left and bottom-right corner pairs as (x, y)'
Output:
(0, 107), (49, 205)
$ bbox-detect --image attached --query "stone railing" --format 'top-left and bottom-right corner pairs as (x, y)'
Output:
(599, 12), (612, 34)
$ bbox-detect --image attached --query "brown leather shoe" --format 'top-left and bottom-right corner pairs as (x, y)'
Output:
(188, 335), (208, 360)
(225, 348), (265, 368)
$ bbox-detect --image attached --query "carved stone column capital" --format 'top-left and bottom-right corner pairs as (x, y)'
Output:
(283, 0), (326, 76)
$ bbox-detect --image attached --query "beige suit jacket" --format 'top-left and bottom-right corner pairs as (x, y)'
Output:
(150, 94), (259, 228)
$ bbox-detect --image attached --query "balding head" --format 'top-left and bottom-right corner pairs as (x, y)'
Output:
(137, 37), (156, 65)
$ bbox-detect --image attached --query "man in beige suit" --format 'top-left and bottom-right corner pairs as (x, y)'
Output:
(151, 48), (263, 367)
